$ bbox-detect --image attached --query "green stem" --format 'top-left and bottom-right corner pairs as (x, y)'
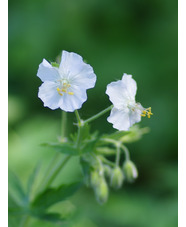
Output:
(99, 138), (130, 163)
(42, 110), (83, 188)
(120, 144), (130, 161)
(99, 156), (115, 167)
(84, 105), (113, 124)
(75, 110), (82, 125)
(115, 145), (121, 166)
(100, 138), (119, 146)
(38, 111), (66, 191)
(74, 110), (84, 148)
(76, 126), (81, 148)
(61, 111), (67, 141)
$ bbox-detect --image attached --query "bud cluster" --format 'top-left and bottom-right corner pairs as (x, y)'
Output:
(83, 147), (138, 204)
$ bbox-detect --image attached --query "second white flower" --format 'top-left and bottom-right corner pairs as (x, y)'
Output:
(106, 74), (152, 131)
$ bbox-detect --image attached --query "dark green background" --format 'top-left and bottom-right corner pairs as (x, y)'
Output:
(9, 0), (178, 226)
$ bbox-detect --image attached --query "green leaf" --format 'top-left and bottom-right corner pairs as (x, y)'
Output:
(8, 170), (27, 206)
(80, 134), (98, 155)
(31, 211), (64, 223)
(8, 207), (29, 216)
(42, 142), (80, 156)
(100, 126), (149, 144)
(101, 130), (130, 141)
(31, 182), (82, 210)
(27, 163), (41, 197)
(119, 126), (150, 143)
(8, 191), (19, 209)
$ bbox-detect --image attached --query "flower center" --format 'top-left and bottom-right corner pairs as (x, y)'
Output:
(140, 107), (153, 118)
(127, 102), (140, 112)
(56, 79), (74, 96)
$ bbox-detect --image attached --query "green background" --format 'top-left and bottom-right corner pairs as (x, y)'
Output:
(9, 0), (178, 226)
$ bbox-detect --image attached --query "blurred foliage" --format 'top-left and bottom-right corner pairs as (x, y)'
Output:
(9, 0), (177, 226)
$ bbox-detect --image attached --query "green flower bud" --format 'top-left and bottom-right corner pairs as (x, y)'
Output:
(94, 177), (109, 204)
(110, 166), (124, 190)
(90, 170), (101, 188)
(103, 165), (112, 178)
(123, 160), (138, 182)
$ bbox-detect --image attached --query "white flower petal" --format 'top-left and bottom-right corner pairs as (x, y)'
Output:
(121, 74), (137, 99)
(37, 59), (60, 82)
(107, 107), (130, 131)
(38, 81), (62, 110)
(106, 74), (137, 109)
(59, 51), (84, 76)
(59, 85), (87, 112)
(128, 108), (142, 126)
(106, 80), (130, 109)
(59, 51), (96, 89)
(69, 66), (96, 90)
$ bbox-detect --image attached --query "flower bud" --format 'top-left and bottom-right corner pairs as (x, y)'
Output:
(110, 167), (124, 190)
(103, 165), (112, 179)
(123, 160), (138, 182)
(94, 177), (109, 204)
(90, 170), (101, 188)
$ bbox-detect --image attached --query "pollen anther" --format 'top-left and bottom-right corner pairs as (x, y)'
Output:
(141, 107), (153, 118)
(57, 87), (63, 96)
(57, 80), (74, 96)
(61, 88), (67, 93)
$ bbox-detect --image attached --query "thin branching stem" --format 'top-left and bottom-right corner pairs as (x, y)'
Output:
(115, 145), (121, 166)
(84, 105), (113, 124)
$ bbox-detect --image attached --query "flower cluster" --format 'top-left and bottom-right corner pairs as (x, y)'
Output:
(35, 50), (153, 206)
(37, 50), (152, 131)
(8, 50), (154, 227)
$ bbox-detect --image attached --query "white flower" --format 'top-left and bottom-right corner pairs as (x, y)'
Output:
(106, 74), (152, 131)
(37, 51), (97, 112)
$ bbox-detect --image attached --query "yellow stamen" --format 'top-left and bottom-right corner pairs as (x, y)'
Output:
(68, 92), (74, 95)
(57, 87), (63, 96)
(61, 88), (67, 93)
(141, 107), (153, 118)
(57, 80), (74, 96)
